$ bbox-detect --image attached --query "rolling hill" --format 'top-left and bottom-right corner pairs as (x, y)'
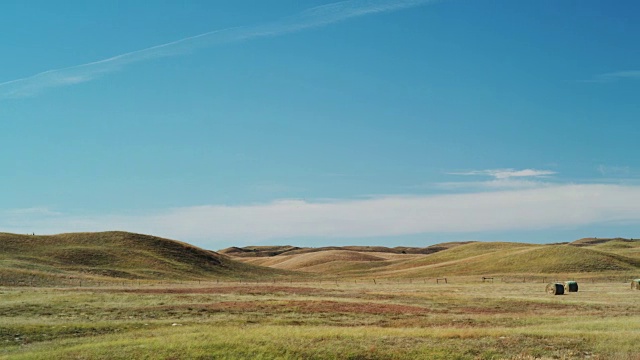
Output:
(0, 231), (291, 285)
(227, 239), (640, 277)
(239, 249), (405, 273)
(379, 242), (640, 277)
(3, 232), (638, 285)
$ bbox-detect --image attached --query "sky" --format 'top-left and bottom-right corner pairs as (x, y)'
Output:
(1, 0), (640, 250)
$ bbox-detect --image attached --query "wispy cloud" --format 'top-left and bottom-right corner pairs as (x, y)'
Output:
(3, 207), (62, 216)
(585, 70), (640, 83)
(597, 165), (631, 176)
(0, 0), (436, 99)
(438, 168), (556, 190)
(436, 178), (551, 191)
(449, 168), (556, 179)
(4, 184), (640, 247)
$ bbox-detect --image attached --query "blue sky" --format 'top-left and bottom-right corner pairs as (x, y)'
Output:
(2, 0), (639, 249)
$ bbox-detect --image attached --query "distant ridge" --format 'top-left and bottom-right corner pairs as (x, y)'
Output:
(219, 242), (474, 257)
(219, 245), (302, 257)
(570, 237), (637, 246)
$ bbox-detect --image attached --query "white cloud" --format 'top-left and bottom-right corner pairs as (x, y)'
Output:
(3, 184), (640, 247)
(450, 168), (556, 179)
(586, 70), (640, 83)
(437, 178), (550, 190)
(0, 0), (437, 99)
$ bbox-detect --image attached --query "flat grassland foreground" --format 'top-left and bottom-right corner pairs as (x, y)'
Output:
(0, 280), (639, 359)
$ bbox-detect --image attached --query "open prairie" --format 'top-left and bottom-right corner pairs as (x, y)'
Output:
(2, 233), (640, 359)
(1, 279), (640, 359)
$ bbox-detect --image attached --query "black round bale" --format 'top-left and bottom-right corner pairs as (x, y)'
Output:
(632, 279), (640, 290)
(564, 281), (578, 292)
(546, 283), (564, 295)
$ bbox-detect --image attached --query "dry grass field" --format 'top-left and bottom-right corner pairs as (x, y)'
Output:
(1, 279), (639, 359)
(1, 232), (640, 359)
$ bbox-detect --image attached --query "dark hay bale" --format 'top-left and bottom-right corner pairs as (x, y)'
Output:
(632, 279), (640, 290)
(546, 283), (564, 295)
(564, 281), (578, 292)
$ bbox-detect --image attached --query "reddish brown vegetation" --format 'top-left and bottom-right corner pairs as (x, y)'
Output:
(107, 285), (327, 296)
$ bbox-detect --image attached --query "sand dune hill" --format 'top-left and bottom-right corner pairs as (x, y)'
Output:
(221, 242), (472, 258)
(238, 255), (296, 268)
(238, 250), (423, 274)
(241, 250), (387, 272)
(219, 245), (301, 257)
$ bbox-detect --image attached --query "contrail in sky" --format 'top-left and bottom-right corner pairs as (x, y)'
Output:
(587, 70), (640, 83)
(0, 0), (436, 99)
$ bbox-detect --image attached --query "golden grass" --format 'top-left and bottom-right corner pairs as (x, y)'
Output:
(235, 240), (640, 279)
(3, 232), (640, 358)
(0, 232), (293, 285)
(4, 232), (638, 285)
(1, 281), (639, 359)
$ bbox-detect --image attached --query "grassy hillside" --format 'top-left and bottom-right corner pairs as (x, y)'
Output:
(570, 237), (634, 246)
(572, 238), (640, 259)
(4, 233), (638, 285)
(383, 244), (640, 278)
(0, 232), (291, 285)
(240, 250), (408, 274)
(230, 240), (640, 278)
